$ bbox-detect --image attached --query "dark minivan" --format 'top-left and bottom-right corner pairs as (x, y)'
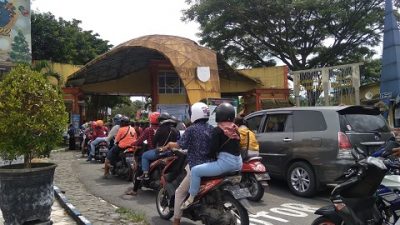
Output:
(244, 105), (393, 197)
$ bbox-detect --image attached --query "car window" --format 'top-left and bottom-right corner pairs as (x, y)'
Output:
(263, 114), (288, 133)
(340, 114), (390, 132)
(293, 111), (327, 132)
(246, 115), (264, 133)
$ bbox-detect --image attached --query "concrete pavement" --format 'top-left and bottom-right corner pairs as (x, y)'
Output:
(50, 150), (145, 225)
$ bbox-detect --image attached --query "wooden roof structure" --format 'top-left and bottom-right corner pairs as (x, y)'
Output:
(66, 35), (259, 103)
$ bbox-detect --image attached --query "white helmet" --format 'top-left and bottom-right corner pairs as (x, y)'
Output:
(191, 102), (210, 123)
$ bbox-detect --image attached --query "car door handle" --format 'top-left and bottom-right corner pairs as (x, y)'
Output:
(283, 138), (292, 142)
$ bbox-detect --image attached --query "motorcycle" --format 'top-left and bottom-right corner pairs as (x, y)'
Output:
(93, 140), (109, 163)
(132, 148), (176, 191)
(156, 149), (252, 225)
(240, 154), (270, 201)
(372, 141), (400, 225)
(110, 147), (136, 181)
(311, 140), (399, 225)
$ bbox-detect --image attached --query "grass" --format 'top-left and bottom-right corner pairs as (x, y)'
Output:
(116, 207), (149, 225)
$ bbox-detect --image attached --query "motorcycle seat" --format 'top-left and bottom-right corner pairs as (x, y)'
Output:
(202, 170), (240, 181)
(243, 156), (263, 162)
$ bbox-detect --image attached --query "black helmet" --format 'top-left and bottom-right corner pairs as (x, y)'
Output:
(161, 115), (178, 127)
(120, 116), (130, 127)
(215, 103), (235, 122)
(158, 112), (171, 123)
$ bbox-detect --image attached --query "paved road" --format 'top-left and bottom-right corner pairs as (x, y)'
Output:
(55, 150), (331, 225)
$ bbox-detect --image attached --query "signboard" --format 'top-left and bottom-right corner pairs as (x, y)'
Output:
(156, 104), (190, 122)
(207, 98), (237, 127)
(0, 0), (31, 64)
(71, 114), (80, 129)
(380, 92), (392, 99)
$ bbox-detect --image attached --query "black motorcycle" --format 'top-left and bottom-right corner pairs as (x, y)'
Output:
(110, 147), (136, 181)
(92, 140), (109, 163)
(312, 140), (399, 225)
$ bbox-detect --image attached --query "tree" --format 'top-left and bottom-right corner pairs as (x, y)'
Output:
(112, 100), (145, 119)
(183, 0), (384, 105)
(85, 95), (131, 120)
(183, 0), (383, 70)
(31, 11), (112, 65)
(10, 30), (31, 64)
(0, 65), (68, 167)
(360, 59), (381, 85)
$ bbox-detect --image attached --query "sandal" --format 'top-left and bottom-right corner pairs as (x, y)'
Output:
(125, 190), (137, 196)
(180, 198), (194, 210)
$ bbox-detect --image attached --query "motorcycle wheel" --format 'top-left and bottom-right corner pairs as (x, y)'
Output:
(156, 187), (173, 220)
(243, 174), (264, 202)
(222, 193), (249, 225)
(311, 216), (338, 225)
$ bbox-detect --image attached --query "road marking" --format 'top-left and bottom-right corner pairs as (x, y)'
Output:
(280, 203), (318, 213)
(269, 208), (308, 217)
(249, 203), (319, 224)
(250, 211), (289, 222)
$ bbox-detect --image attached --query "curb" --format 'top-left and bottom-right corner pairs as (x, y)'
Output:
(54, 186), (92, 225)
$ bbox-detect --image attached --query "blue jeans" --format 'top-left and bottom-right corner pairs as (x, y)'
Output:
(89, 137), (107, 157)
(141, 149), (159, 172)
(189, 152), (242, 196)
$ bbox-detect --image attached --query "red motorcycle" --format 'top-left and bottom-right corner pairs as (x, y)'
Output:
(132, 149), (176, 191)
(156, 150), (252, 225)
(240, 155), (270, 201)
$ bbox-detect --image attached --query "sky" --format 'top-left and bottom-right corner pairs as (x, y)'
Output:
(30, 0), (201, 46)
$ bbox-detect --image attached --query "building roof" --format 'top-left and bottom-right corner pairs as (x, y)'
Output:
(66, 35), (258, 88)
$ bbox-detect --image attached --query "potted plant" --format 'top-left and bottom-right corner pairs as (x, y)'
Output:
(0, 65), (68, 225)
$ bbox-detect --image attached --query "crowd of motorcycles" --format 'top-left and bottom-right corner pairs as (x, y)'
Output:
(82, 126), (400, 225)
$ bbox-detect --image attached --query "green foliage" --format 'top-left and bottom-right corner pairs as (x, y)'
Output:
(112, 100), (145, 119)
(360, 59), (381, 85)
(183, 0), (384, 70)
(31, 11), (112, 65)
(115, 207), (148, 224)
(10, 30), (32, 64)
(85, 95), (131, 120)
(0, 65), (68, 167)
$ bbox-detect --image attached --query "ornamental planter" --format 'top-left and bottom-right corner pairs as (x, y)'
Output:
(0, 163), (57, 225)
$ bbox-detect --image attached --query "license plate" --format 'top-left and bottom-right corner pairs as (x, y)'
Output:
(100, 148), (108, 153)
(126, 157), (134, 163)
(255, 173), (271, 181)
(229, 186), (251, 199)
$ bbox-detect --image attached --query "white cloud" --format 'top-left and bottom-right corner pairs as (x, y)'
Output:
(31, 0), (200, 46)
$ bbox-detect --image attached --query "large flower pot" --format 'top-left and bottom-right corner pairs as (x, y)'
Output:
(0, 163), (57, 225)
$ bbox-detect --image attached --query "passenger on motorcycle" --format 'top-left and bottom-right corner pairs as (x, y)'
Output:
(136, 112), (180, 180)
(103, 116), (137, 178)
(102, 114), (124, 175)
(160, 102), (214, 225)
(234, 116), (259, 158)
(87, 120), (109, 161)
(181, 102), (242, 209)
(127, 112), (160, 195)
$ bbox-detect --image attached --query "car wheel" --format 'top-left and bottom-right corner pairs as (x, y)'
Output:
(286, 161), (316, 197)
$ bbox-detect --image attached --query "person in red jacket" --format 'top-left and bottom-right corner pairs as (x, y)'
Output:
(87, 120), (109, 161)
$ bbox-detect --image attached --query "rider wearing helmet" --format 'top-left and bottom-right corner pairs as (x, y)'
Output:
(160, 102), (214, 225)
(103, 116), (137, 178)
(131, 112), (160, 150)
(136, 112), (180, 180)
(180, 102), (242, 210)
(87, 119), (109, 161)
(127, 112), (163, 195)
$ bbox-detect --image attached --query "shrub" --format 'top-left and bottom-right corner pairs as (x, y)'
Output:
(0, 64), (68, 168)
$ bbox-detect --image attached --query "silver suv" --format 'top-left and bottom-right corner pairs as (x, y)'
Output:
(244, 106), (393, 197)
